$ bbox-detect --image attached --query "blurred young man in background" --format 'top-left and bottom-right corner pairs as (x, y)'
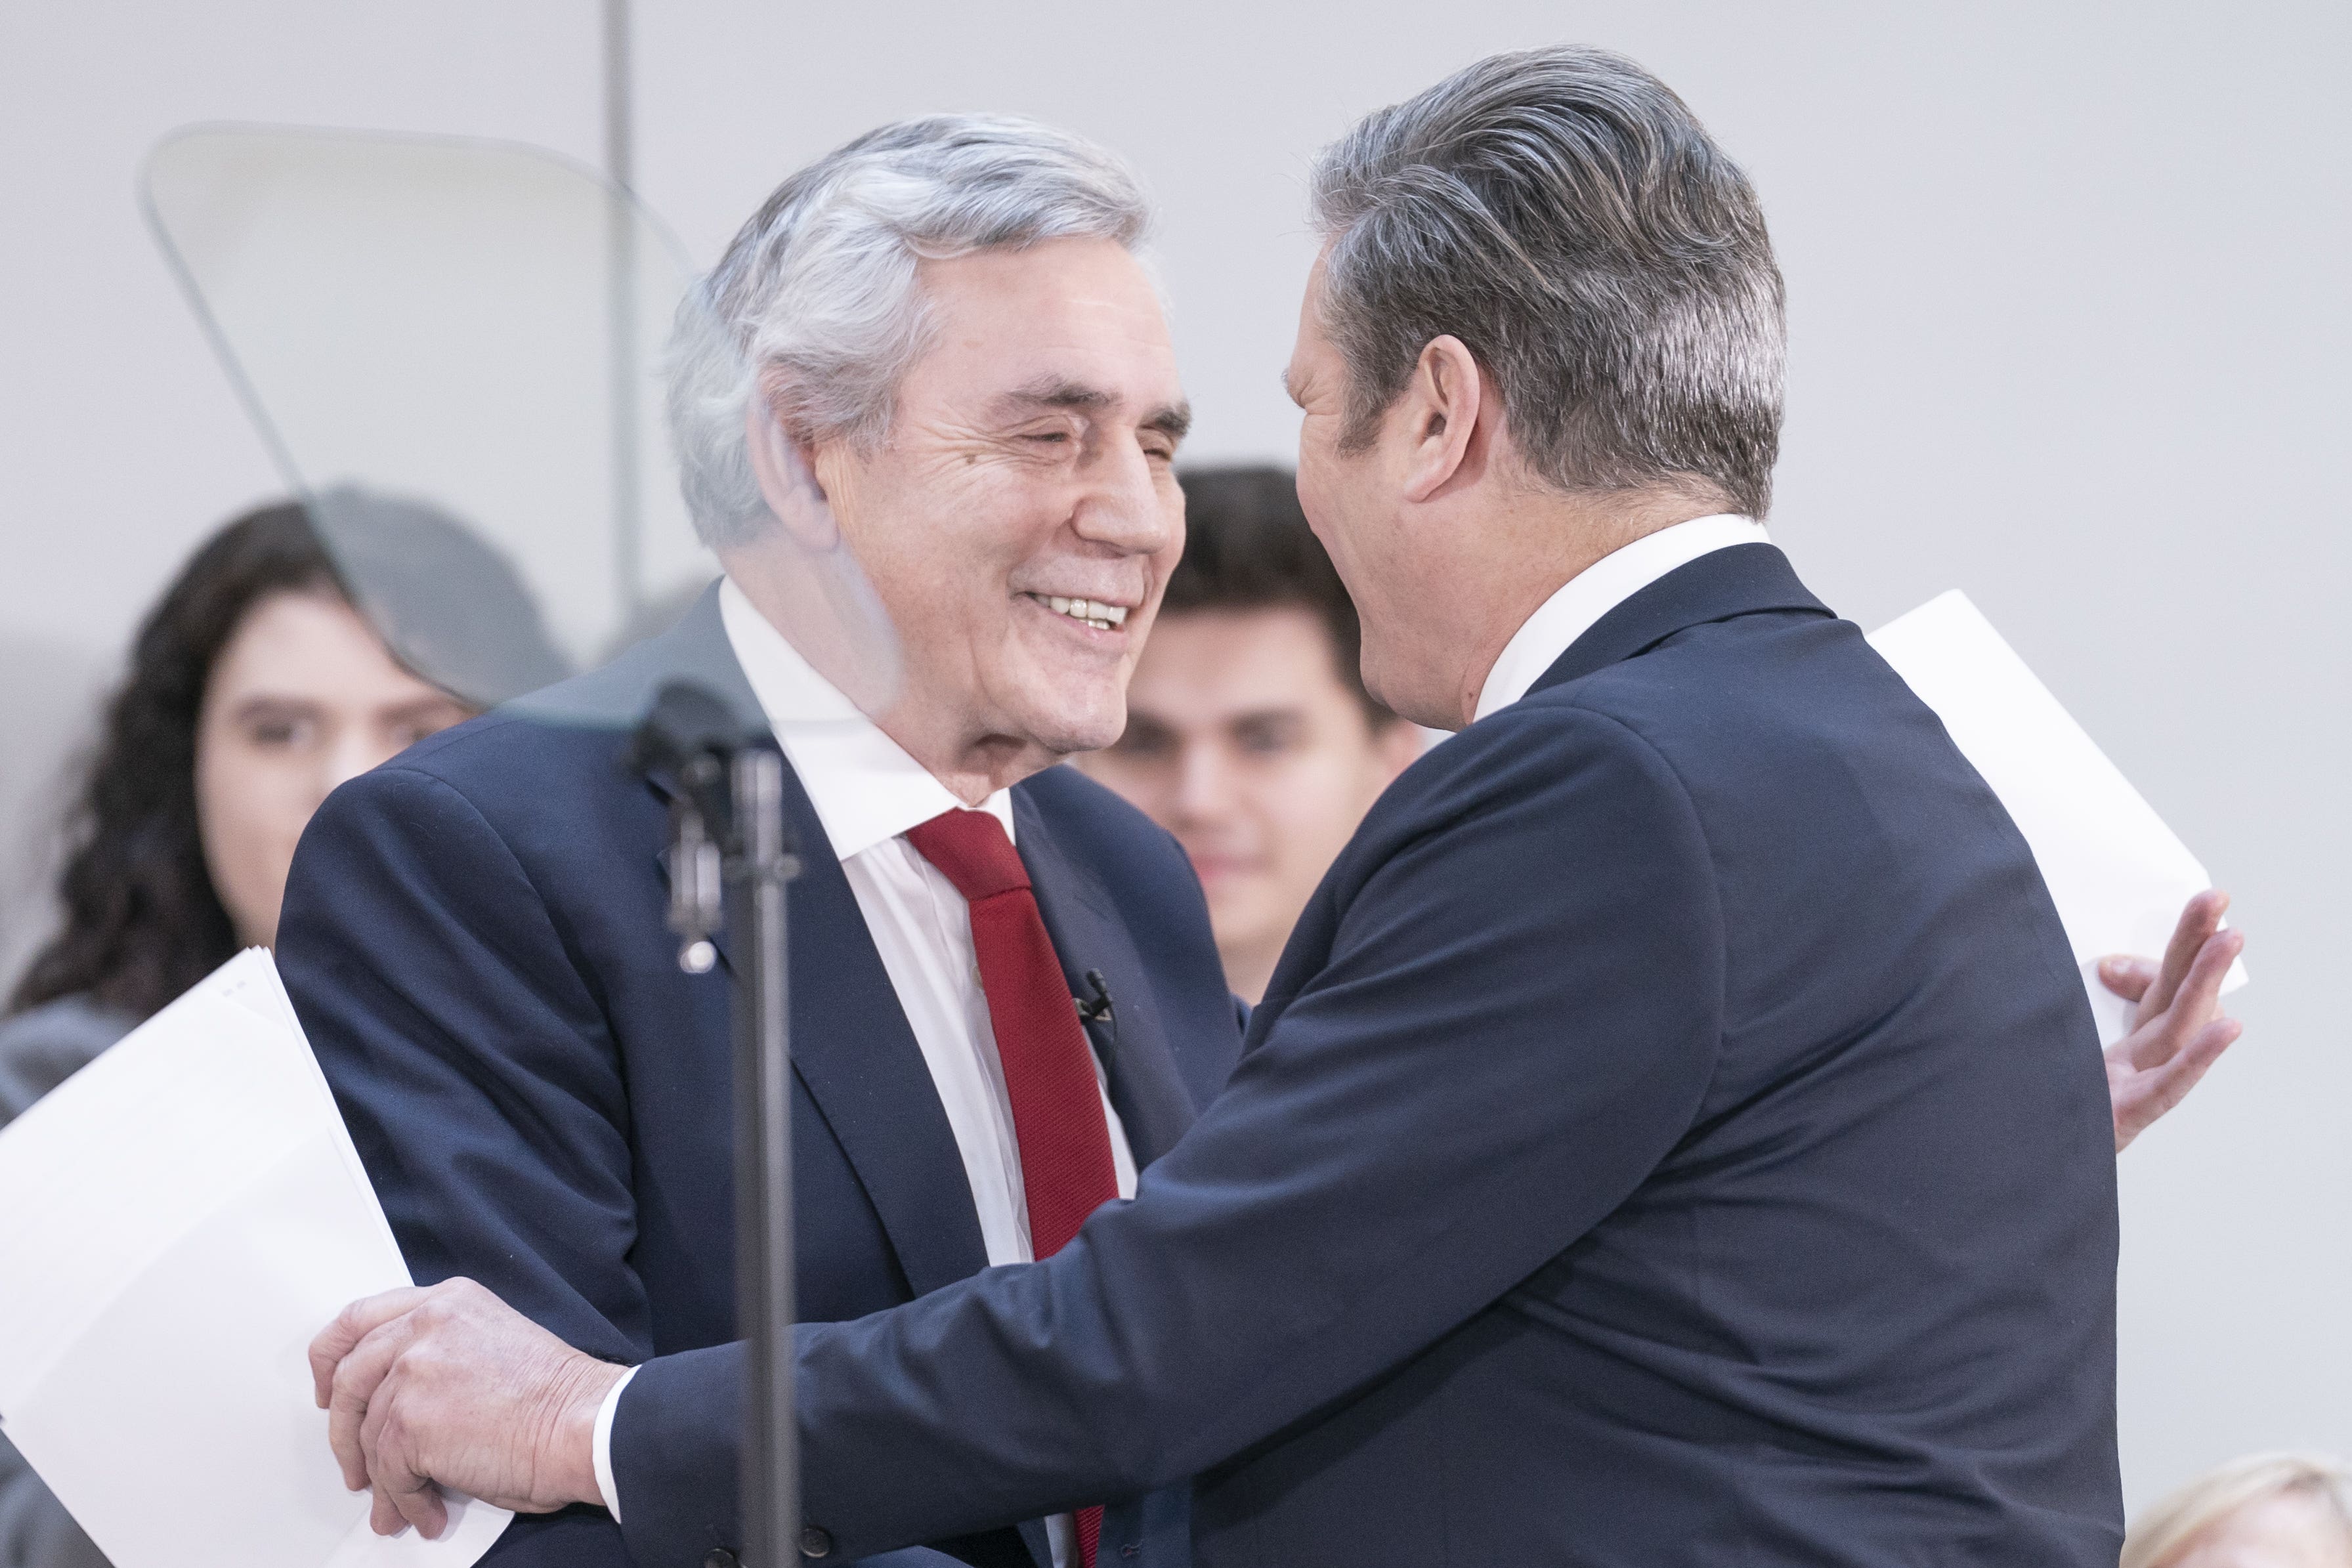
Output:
(1079, 467), (1421, 1003)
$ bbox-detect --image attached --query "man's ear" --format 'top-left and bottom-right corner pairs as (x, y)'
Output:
(742, 384), (842, 550)
(1397, 335), (1491, 504)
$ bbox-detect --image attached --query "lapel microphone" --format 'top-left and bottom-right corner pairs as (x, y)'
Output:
(1076, 969), (1118, 1056)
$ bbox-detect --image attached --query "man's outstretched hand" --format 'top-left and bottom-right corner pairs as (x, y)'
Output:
(2099, 889), (2245, 1153)
(308, 1278), (626, 1538)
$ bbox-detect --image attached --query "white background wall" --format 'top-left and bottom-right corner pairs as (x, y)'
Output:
(2, 0), (2343, 1517)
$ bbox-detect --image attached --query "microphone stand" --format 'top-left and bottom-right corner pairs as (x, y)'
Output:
(629, 682), (802, 1565)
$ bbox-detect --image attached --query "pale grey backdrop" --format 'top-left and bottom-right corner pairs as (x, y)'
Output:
(1, 0), (2343, 1515)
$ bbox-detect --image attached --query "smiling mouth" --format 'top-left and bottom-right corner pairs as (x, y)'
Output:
(1025, 593), (1131, 633)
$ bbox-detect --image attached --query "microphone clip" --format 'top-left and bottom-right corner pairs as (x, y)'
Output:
(1075, 969), (1118, 1055)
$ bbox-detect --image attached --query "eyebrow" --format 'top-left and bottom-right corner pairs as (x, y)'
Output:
(381, 692), (470, 715)
(228, 692), (463, 718)
(994, 376), (1193, 443)
(1279, 364), (1307, 408)
(228, 694), (322, 716)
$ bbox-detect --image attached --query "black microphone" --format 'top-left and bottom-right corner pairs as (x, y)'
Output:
(1077, 969), (1118, 1056)
(622, 681), (783, 973)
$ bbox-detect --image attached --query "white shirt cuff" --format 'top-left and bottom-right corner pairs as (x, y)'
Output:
(592, 1365), (641, 1522)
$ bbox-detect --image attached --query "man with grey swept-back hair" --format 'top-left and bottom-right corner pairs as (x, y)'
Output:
(284, 110), (1241, 1568)
(714, 45), (2177, 1567)
(314, 47), (2238, 1568)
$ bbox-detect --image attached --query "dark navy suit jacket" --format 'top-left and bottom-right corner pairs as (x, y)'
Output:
(787, 545), (2125, 1567)
(276, 589), (1243, 1568)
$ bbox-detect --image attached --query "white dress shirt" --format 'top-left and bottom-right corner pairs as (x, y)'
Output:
(593, 579), (1138, 1559)
(1472, 514), (1772, 723)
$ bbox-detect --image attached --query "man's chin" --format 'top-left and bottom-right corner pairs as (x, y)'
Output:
(1009, 690), (1128, 759)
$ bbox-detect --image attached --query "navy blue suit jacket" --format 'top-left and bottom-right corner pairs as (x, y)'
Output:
(277, 589), (1243, 1568)
(788, 546), (2124, 1567)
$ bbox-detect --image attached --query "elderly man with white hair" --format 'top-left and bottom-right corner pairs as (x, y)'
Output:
(275, 117), (1241, 1568)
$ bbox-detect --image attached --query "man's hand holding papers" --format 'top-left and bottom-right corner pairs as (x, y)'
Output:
(1866, 588), (2250, 1151)
(2098, 889), (2247, 1151)
(0, 950), (515, 1568)
(310, 1279), (624, 1538)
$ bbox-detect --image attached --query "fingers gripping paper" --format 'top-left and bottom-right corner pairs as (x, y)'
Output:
(1866, 591), (2247, 1044)
(0, 950), (511, 1567)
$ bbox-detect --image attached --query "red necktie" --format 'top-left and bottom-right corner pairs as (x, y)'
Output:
(905, 807), (1117, 1566)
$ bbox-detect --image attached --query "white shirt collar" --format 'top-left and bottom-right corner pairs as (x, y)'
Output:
(1471, 514), (1772, 723)
(717, 577), (1015, 860)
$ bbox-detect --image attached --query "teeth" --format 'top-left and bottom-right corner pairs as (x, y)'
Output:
(1034, 595), (1128, 630)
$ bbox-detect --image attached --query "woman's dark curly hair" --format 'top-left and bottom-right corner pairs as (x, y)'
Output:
(9, 489), (572, 1023)
(9, 503), (340, 1020)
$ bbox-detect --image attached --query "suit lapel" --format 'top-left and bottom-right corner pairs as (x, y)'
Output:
(1528, 543), (1833, 696)
(1012, 787), (1197, 1167)
(634, 591), (991, 1301)
(770, 773), (995, 1299)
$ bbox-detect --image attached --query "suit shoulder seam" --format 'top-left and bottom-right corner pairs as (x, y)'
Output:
(349, 764), (601, 1011)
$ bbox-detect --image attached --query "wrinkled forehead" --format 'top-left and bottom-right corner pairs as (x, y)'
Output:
(906, 240), (1188, 425)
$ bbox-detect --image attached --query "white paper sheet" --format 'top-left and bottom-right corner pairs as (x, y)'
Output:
(1868, 590), (2247, 1043)
(0, 949), (512, 1567)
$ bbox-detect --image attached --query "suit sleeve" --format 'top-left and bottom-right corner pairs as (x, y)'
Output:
(791, 706), (1728, 1556)
(0, 1430), (108, 1568)
(277, 765), (643, 1565)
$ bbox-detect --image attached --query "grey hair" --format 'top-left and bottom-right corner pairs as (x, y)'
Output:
(1308, 47), (1785, 519)
(668, 114), (1153, 547)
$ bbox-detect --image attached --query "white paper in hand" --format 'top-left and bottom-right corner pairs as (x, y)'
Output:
(1867, 591), (2247, 1044)
(0, 949), (512, 1567)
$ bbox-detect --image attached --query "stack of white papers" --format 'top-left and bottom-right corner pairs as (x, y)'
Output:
(0, 948), (511, 1567)
(1868, 590), (2247, 1043)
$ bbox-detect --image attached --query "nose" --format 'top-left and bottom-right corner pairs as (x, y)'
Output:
(1072, 436), (1176, 558)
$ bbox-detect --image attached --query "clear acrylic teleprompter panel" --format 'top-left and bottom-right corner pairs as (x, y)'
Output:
(143, 125), (717, 703)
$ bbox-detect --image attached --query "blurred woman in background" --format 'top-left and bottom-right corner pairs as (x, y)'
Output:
(0, 491), (563, 1567)
(2124, 1452), (2352, 1568)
